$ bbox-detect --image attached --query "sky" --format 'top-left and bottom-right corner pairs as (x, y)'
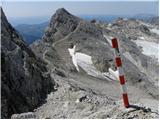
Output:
(2, 0), (159, 18)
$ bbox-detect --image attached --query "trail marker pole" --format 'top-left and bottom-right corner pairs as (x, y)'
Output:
(111, 37), (129, 108)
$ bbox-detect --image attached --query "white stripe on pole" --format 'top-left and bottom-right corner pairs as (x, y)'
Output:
(117, 67), (124, 76)
(114, 49), (120, 57)
(121, 84), (127, 94)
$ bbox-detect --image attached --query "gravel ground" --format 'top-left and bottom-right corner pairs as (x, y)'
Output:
(32, 73), (158, 119)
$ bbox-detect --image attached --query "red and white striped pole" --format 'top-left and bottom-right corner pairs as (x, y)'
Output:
(111, 37), (129, 108)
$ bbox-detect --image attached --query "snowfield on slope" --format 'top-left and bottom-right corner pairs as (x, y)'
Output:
(68, 47), (117, 81)
(150, 28), (159, 35)
(133, 40), (158, 59)
(103, 34), (113, 46)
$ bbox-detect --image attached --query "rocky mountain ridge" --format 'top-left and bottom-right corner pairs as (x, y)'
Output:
(1, 8), (55, 118)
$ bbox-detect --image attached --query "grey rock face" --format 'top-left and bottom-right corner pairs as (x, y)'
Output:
(43, 8), (81, 43)
(1, 8), (55, 118)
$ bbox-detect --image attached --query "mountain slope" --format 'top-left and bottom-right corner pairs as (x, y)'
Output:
(29, 8), (159, 119)
(1, 8), (55, 118)
(32, 8), (158, 97)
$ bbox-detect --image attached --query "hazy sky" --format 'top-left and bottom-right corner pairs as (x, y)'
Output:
(2, 0), (159, 18)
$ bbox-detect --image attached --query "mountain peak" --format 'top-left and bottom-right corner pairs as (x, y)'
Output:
(49, 8), (77, 26)
(44, 8), (81, 42)
(1, 7), (9, 26)
(55, 8), (71, 15)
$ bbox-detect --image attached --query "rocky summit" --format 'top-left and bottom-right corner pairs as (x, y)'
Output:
(1, 8), (55, 118)
(2, 8), (159, 119)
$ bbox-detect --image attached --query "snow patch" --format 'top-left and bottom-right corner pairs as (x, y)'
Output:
(75, 52), (110, 80)
(103, 35), (112, 46)
(133, 40), (158, 59)
(68, 46), (80, 72)
(76, 53), (92, 64)
(68, 46), (116, 81)
(108, 23), (112, 27)
(139, 36), (145, 40)
(108, 68), (118, 79)
(139, 21), (152, 27)
(140, 21), (159, 34)
(150, 28), (159, 35)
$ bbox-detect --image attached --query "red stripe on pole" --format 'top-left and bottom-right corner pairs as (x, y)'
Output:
(111, 38), (118, 48)
(119, 75), (125, 85)
(122, 93), (129, 108)
(115, 57), (122, 67)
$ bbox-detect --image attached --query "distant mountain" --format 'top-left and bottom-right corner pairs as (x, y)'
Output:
(14, 13), (158, 45)
(15, 15), (120, 45)
(146, 17), (159, 26)
(79, 15), (121, 23)
(15, 22), (48, 44)
(132, 13), (158, 22)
